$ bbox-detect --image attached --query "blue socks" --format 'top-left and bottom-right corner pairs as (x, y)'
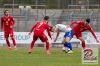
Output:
(64, 42), (72, 50)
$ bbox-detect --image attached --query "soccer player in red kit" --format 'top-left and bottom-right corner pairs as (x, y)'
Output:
(68, 18), (99, 49)
(28, 16), (52, 54)
(1, 10), (17, 50)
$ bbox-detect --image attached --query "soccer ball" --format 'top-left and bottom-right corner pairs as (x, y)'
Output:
(65, 47), (70, 53)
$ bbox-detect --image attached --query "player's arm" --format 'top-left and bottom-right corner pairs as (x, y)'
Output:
(29, 22), (38, 35)
(11, 16), (15, 25)
(88, 25), (99, 42)
(10, 16), (15, 28)
(54, 30), (60, 42)
(46, 25), (52, 39)
(52, 25), (59, 42)
(69, 20), (78, 26)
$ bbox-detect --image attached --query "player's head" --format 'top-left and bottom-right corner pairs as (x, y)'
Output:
(4, 10), (9, 16)
(44, 16), (49, 22)
(50, 26), (55, 32)
(85, 18), (90, 26)
(86, 18), (90, 23)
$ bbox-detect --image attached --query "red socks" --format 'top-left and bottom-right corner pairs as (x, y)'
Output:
(30, 40), (36, 49)
(82, 41), (86, 49)
(11, 37), (16, 46)
(30, 41), (50, 52)
(46, 42), (49, 51)
(6, 38), (10, 47)
(6, 38), (16, 47)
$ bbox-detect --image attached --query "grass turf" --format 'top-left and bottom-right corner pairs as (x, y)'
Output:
(0, 47), (99, 66)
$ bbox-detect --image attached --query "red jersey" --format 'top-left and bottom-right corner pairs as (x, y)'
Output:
(1, 15), (15, 32)
(30, 20), (51, 38)
(69, 20), (97, 40)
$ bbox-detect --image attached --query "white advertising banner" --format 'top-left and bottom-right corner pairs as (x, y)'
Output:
(0, 32), (45, 44)
(0, 32), (100, 44)
(85, 32), (100, 44)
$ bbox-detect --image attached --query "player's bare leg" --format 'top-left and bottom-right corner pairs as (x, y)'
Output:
(62, 38), (66, 51)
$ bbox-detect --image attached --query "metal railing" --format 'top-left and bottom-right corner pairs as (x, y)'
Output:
(69, 12), (74, 22)
(42, 12), (56, 26)
(3, 4), (47, 31)
(89, 11), (94, 25)
(68, 5), (100, 13)
(3, 4), (46, 16)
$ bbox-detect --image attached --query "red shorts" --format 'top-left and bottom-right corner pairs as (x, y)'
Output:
(4, 31), (14, 38)
(33, 33), (48, 42)
(74, 32), (82, 38)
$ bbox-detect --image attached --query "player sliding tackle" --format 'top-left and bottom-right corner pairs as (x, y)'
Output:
(50, 24), (73, 54)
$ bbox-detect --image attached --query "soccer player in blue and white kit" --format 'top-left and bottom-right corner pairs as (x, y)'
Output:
(50, 24), (73, 54)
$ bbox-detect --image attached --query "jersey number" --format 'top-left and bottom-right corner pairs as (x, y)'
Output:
(37, 22), (43, 28)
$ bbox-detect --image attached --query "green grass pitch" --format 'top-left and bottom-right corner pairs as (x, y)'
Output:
(0, 47), (100, 66)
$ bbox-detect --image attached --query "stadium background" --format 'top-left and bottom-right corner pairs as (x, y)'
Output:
(0, 0), (100, 47)
(0, 1), (100, 66)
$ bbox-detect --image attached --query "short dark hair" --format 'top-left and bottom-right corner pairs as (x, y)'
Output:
(4, 10), (9, 15)
(50, 26), (53, 31)
(86, 18), (90, 23)
(44, 16), (49, 20)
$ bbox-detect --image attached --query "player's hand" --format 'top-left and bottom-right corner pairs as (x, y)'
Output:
(54, 39), (57, 42)
(62, 41), (65, 44)
(29, 32), (31, 35)
(49, 36), (52, 40)
(96, 39), (99, 43)
(0, 28), (3, 31)
(10, 26), (13, 28)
